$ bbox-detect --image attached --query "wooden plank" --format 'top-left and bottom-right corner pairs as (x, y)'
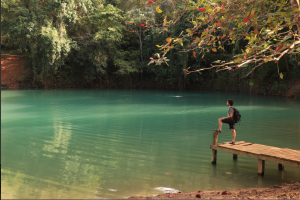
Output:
(211, 131), (218, 164)
(278, 163), (284, 171)
(210, 145), (300, 168)
(258, 159), (265, 176)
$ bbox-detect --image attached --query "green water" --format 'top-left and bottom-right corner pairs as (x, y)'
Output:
(1, 89), (300, 199)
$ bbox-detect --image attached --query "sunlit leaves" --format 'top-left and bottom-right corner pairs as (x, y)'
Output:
(234, 57), (243, 63)
(156, 5), (162, 13)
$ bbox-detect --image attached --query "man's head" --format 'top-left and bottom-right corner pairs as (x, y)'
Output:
(227, 99), (234, 106)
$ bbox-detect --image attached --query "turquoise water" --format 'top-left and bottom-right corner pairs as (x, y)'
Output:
(1, 89), (300, 199)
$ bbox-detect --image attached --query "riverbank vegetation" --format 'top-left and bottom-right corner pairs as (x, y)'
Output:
(1, 0), (300, 98)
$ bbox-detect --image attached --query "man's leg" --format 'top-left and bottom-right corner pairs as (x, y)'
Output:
(231, 129), (236, 142)
(218, 118), (223, 131)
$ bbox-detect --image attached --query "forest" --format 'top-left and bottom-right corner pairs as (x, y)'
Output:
(1, 0), (300, 97)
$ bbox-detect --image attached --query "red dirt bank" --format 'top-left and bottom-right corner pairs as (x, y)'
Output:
(1, 54), (28, 89)
(127, 182), (300, 199)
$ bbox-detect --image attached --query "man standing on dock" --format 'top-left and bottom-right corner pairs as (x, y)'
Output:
(215, 99), (236, 144)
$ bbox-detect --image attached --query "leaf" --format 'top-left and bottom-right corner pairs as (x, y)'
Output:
(234, 57), (243, 63)
(264, 57), (272, 63)
(212, 48), (217, 52)
(156, 45), (161, 48)
(276, 44), (283, 51)
(166, 37), (172, 43)
(198, 8), (206, 11)
(254, 29), (259, 35)
(193, 52), (196, 57)
(179, 40), (183, 46)
(164, 27), (168, 31)
(186, 29), (192, 34)
(243, 17), (249, 22)
(156, 5), (163, 13)
(163, 15), (167, 26)
(188, 6), (197, 10)
(279, 73), (284, 79)
(202, 54), (205, 58)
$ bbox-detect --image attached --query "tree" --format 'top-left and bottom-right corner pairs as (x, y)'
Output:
(1, 0), (103, 81)
(147, 0), (300, 78)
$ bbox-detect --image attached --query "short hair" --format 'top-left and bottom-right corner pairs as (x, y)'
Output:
(227, 99), (234, 106)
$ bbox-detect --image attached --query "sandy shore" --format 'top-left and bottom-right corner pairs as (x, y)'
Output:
(127, 182), (300, 199)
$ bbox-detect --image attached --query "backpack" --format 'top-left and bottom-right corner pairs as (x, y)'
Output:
(233, 107), (241, 123)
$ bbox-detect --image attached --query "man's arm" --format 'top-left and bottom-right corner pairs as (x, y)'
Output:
(221, 113), (233, 120)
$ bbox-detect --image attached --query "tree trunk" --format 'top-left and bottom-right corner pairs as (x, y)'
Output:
(139, 25), (143, 63)
(290, 0), (300, 34)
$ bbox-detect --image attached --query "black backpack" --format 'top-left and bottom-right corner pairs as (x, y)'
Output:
(233, 107), (241, 123)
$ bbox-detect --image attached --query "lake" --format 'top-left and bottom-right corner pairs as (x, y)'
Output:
(1, 89), (300, 199)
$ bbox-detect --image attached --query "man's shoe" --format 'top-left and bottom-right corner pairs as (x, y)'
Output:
(215, 129), (222, 133)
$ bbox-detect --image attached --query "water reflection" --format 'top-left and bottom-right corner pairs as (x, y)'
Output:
(1, 90), (300, 199)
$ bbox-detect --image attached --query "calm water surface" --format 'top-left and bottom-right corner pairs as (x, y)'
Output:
(1, 89), (300, 199)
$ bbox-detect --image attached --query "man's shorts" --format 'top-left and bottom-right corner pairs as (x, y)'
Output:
(222, 118), (235, 129)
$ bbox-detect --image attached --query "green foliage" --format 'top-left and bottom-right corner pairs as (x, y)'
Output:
(1, 0), (299, 95)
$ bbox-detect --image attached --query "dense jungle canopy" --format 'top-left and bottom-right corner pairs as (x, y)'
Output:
(1, 0), (300, 95)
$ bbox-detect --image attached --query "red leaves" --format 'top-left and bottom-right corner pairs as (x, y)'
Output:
(217, 22), (221, 27)
(198, 31), (201, 35)
(150, 57), (154, 60)
(148, 0), (153, 4)
(230, 29), (233, 32)
(141, 24), (145, 26)
(243, 17), (250, 22)
(276, 44), (283, 51)
(198, 8), (206, 11)
(193, 52), (196, 58)
(220, 36), (225, 39)
(221, 190), (228, 195)
(241, 10), (245, 13)
(195, 194), (201, 198)
(221, 2), (226, 8)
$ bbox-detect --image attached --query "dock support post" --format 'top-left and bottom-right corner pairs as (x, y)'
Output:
(233, 154), (238, 160)
(278, 163), (284, 171)
(258, 159), (265, 176)
(211, 131), (218, 164)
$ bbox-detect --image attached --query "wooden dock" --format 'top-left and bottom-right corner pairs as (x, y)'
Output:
(210, 131), (300, 176)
